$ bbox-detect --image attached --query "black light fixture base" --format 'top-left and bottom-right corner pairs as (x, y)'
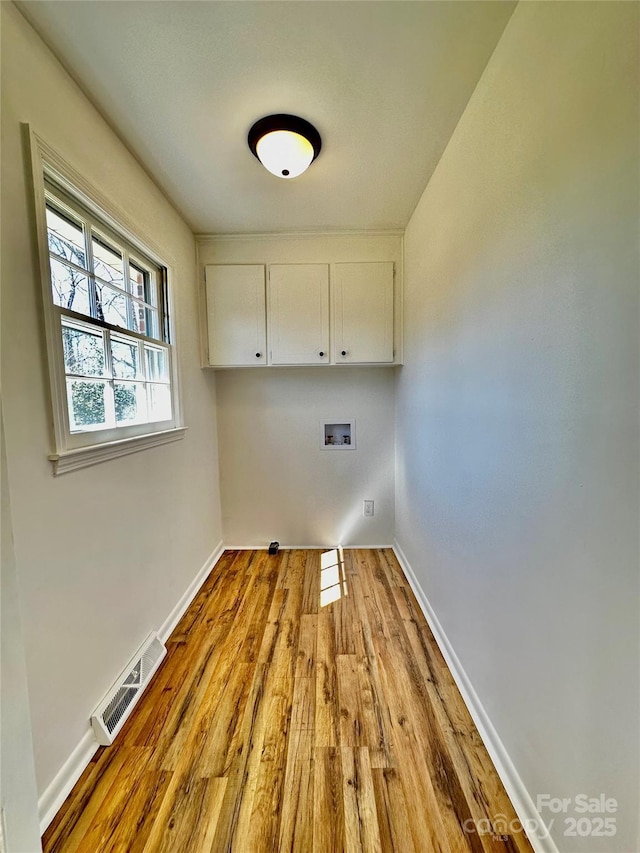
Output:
(248, 114), (322, 163)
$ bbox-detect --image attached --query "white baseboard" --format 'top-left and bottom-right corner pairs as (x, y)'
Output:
(38, 540), (225, 835)
(392, 540), (559, 853)
(158, 539), (224, 642)
(38, 729), (98, 835)
(224, 543), (395, 551)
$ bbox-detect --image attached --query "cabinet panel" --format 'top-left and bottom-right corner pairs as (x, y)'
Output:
(333, 262), (394, 364)
(268, 264), (329, 365)
(205, 264), (266, 366)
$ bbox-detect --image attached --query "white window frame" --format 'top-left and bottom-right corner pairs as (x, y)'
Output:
(26, 126), (186, 474)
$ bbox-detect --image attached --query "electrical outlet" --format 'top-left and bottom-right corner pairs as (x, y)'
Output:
(363, 500), (374, 517)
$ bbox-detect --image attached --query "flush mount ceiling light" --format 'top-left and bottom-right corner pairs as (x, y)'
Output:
(248, 114), (322, 179)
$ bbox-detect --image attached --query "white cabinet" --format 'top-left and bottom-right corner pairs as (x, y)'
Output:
(268, 264), (329, 365)
(205, 264), (266, 366)
(204, 259), (398, 368)
(332, 262), (394, 364)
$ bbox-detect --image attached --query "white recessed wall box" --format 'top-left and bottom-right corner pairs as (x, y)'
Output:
(320, 419), (355, 450)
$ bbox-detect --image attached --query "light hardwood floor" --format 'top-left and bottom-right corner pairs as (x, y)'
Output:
(43, 548), (533, 853)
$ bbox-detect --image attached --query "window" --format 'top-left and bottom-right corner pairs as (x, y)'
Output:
(29, 129), (184, 473)
(46, 185), (173, 432)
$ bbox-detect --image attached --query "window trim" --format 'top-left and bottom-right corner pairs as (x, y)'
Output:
(26, 125), (186, 474)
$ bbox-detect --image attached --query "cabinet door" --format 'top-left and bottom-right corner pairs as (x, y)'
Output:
(268, 264), (329, 365)
(205, 264), (266, 366)
(333, 262), (394, 363)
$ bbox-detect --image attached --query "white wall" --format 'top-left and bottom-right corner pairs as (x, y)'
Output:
(216, 367), (395, 547)
(1, 411), (42, 853)
(396, 3), (639, 851)
(1, 1), (223, 807)
(198, 234), (400, 547)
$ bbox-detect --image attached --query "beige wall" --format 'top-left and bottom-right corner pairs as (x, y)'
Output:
(1, 1), (222, 806)
(1, 411), (42, 852)
(215, 366), (395, 547)
(198, 234), (400, 547)
(396, 3), (639, 850)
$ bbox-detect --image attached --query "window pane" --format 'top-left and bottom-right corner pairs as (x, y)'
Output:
(111, 338), (139, 379)
(147, 308), (159, 339)
(62, 324), (105, 376)
(50, 258), (91, 315)
(129, 262), (148, 302)
(67, 380), (107, 429)
(130, 300), (145, 335)
(144, 346), (168, 381)
(130, 303), (158, 338)
(92, 235), (124, 288)
(148, 384), (172, 422)
(115, 382), (146, 424)
(46, 206), (86, 267)
(96, 284), (128, 329)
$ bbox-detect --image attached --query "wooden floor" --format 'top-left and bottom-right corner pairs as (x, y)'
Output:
(43, 549), (533, 853)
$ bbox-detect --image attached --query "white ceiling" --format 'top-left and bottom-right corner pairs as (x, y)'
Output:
(17, 1), (515, 234)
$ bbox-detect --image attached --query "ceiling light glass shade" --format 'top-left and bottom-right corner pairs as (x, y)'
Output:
(248, 114), (322, 180)
(256, 130), (314, 179)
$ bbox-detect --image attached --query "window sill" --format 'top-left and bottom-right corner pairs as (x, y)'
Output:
(49, 426), (187, 475)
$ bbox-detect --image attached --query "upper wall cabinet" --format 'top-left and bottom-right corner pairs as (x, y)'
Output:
(205, 264), (266, 366)
(332, 262), (394, 364)
(202, 254), (399, 368)
(269, 264), (330, 365)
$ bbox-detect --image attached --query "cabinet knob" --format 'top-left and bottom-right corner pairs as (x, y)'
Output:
(255, 352), (262, 358)
(319, 351), (325, 358)
(341, 350), (347, 357)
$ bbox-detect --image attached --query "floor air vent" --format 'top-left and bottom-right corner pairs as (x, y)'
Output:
(90, 632), (166, 745)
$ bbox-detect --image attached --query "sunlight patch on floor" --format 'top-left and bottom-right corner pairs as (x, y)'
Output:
(320, 547), (347, 607)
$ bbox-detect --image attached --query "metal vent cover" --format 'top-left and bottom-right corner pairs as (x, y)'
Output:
(90, 633), (166, 745)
